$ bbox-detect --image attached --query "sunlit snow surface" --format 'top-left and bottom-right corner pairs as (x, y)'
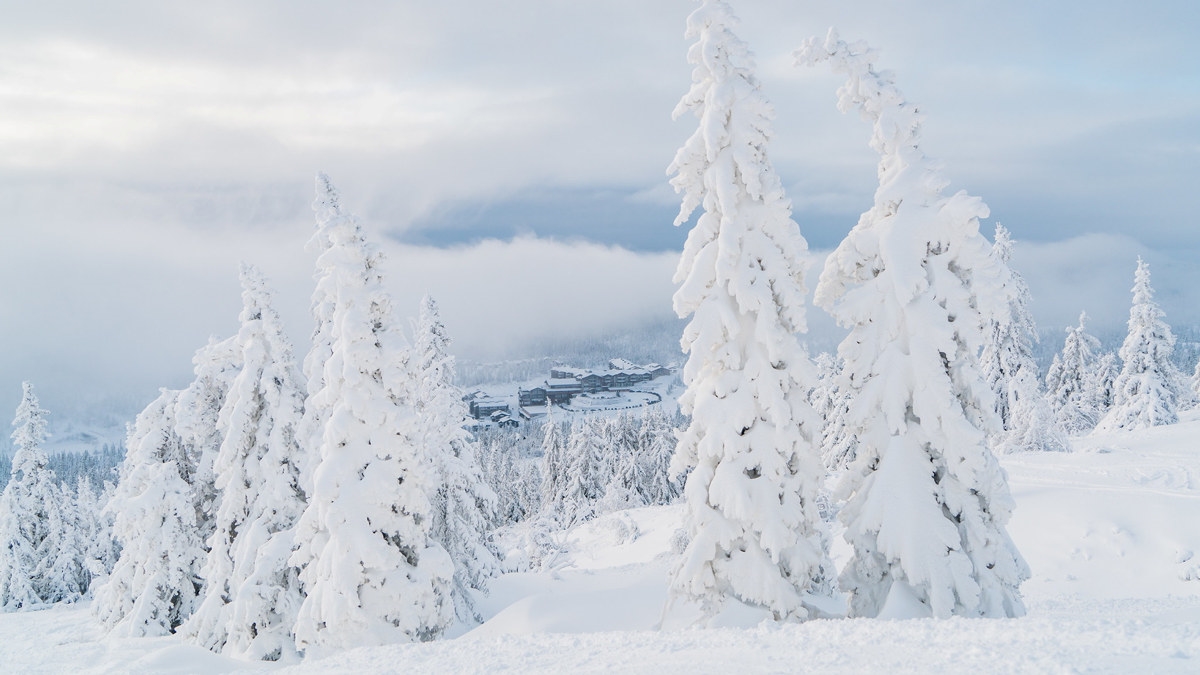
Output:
(4, 415), (1200, 673)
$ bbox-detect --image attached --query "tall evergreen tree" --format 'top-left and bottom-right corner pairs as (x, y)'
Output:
(93, 389), (204, 636)
(981, 225), (1033, 429)
(0, 382), (56, 611)
(667, 0), (831, 621)
(1097, 258), (1182, 431)
(411, 294), (499, 624)
(186, 265), (307, 661)
(1044, 312), (1105, 433)
(290, 175), (452, 655)
(798, 30), (1028, 618)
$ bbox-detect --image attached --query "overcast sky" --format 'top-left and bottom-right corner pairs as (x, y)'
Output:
(2, 0), (1198, 422)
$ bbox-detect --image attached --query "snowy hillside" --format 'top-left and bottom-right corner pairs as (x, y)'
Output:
(3, 417), (1198, 673)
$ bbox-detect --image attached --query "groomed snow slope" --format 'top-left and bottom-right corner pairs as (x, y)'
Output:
(2, 416), (1199, 673)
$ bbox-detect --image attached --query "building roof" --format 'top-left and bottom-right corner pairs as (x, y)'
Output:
(545, 378), (582, 389)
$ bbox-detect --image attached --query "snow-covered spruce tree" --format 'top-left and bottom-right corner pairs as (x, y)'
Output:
(411, 294), (499, 624)
(811, 353), (858, 470)
(37, 480), (88, 604)
(174, 336), (242, 572)
(1093, 351), (1119, 413)
(1192, 360), (1200, 408)
(983, 225), (1068, 453)
(980, 225), (1034, 430)
(1096, 258), (1182, 431)
(556, 416), (605, 527)
(636, 406), (682, 506)
(74, 476), (118, 586)
(539, 410), (569, 515)
(600, 413), (646, 512)
(186, 265), (307, 661)
(1043, 312), (1105, 433)
(290, 175), (452, 655)
(93, 389), (204, 636)
(797, 30), (1028, 618)
(667, 0), (831, 621)
(1002, 365), (1069, 453)
(480, 437), (537, 526)
(0, 382), (57, 611)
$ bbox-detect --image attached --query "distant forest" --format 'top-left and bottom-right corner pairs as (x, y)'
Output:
(0, 444), (124, 490)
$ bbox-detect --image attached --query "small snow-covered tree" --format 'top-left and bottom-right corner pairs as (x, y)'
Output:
(1044, 312), (1105, 433)
(186, 265), (307, 661)
(1000, 365), (1069, 453)
(600, 413), (645, 512)
(74, 476), (118, 587)
(1191, 360), (1200, 408)
(984, 225), (1067, 453)
(37, 481), (88, 604)
(797, 30), (1028, 618)
(667, 0), (831, 621)
(93, 389), (204, 636)
(0, 382), (57, 611)
(290, 175), (452, 655)
(1097, 258), (1182, 431)
(411, 294), (499, 624)
(637, 406), (682, 506)
(556, 416), (606, 526)
(1092, 352), (1119, 413)
(539, 410), (569, 514)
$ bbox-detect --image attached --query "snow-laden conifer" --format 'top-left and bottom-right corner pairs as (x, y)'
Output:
(1001, 365), (1069, 453)
(186, 265), (307, 661)
(412, 294), (499, 624)
(93, 389), (204, 636)
(797, 30), (1028, 618)
(1097, 258), (1182, 431)
(984, 225), (1068, 453)
(37, 481), (88, 604)
(1044, 313), (1105, 433)
(812, 354), (857, 470)
(981, 225), (1035, 429)
(636, 406), (682, 506)
(1093, 352), (1119, 413)
(295, 173), (345, 495)
(539, 410), (568, 514)
(600, 413), (645, 512)
(667, 0), (831, 621)
(74, 476), (118, 586)
(557, 416), (605, 527)
(1191, 360), (1200, 409)
(0, 382), (56, 611)
(290, 175), (452, 655)
(174, 336), (242, 568)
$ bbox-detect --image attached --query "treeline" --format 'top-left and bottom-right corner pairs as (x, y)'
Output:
(0, 444), (124, 492)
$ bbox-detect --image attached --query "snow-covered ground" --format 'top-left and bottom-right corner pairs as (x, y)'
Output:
(3, 417), (1199, 673)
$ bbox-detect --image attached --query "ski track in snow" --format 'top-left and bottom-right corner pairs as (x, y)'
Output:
(3, 419), (1200, 673)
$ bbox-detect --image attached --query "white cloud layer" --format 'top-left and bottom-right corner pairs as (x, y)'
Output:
(1, 0), (1198, 420)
